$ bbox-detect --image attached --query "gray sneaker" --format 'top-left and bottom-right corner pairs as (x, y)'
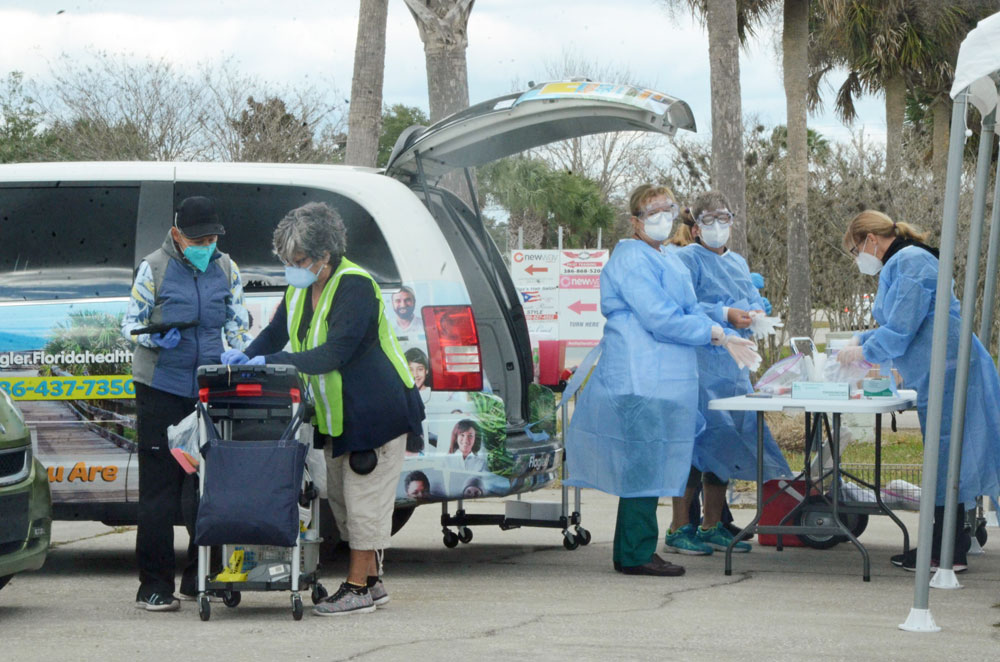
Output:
(313, 582), (375, 616)
(369, 579), (390, 607)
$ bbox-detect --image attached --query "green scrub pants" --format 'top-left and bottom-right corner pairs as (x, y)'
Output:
(612, 496), (659, 567)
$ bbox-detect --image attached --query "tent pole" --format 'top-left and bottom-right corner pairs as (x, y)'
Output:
(976, 134), (1000, 352)
(932, 109), (997, 588)
(900, 92), (970, 632)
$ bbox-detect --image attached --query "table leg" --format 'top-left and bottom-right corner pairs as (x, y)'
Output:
(832, 412), (871, 581)
(872, 412), (910, 553)
(727, 410), (764, 576)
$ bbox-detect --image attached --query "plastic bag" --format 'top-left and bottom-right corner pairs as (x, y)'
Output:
(167, 409), (202, 474)
(753, 353), (805, 394)
(823, 358), (874, 385)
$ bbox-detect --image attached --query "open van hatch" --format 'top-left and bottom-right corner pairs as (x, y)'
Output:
(384, 80), (696, 182)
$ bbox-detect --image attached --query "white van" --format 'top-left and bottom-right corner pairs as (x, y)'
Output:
(0, 80), (694, 533)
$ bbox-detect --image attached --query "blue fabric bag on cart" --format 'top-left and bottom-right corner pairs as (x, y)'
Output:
(194, 426), (308, 547)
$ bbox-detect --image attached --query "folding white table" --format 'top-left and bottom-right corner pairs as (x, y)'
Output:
(708, 391), (917, 582)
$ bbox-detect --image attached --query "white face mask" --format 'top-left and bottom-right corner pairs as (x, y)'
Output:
(643, 211), (673, 242)
(854, 237), (883, 275)
(700, 223), (730, 248)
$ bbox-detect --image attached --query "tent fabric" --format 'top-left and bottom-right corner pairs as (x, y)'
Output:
(951, 11), (1000, 114)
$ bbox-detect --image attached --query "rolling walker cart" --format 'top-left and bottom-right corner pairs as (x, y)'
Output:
(192, 364), (326, 621)
(439, 387), (591, 550)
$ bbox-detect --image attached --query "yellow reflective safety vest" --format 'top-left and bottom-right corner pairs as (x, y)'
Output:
(285, 258), (414, 436)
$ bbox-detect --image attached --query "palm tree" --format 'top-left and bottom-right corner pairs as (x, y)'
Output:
(784, 0), (812, 338)
(661, 0), (773, 260)
(345, 0), (389, 167)
(402, 0), (475, 201)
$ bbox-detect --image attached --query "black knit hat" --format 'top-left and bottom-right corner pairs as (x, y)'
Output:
(175, 196), (225, 238)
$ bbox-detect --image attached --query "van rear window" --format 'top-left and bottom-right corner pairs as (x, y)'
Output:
(0, 185), (139, 301)
(174, 183), (400, 289)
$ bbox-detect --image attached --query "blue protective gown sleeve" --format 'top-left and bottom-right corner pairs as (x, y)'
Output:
(860, 274), (932, 364)
(612, 245), (714, 346)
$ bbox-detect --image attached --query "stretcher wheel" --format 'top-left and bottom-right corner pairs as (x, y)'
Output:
(563, 532), (579, 550)
(457, 527), (473, 544)
(222, 590), (241, 608)
(291, 594), (303, 621)
(575, 527), (592, 546)
(443, 530), (460, 548)
(793, 496), (869, 549)
(198, 595), (211, 621)
(311, 583), (328, 605)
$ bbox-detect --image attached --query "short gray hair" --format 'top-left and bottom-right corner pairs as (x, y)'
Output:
(691, 190), (731, 221)
(272, 202), (347, 264)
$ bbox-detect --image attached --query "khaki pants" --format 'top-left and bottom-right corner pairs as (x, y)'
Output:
(326, 434), (405, 550)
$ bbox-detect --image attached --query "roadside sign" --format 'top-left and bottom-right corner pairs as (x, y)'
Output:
(510, 250), (560, 287)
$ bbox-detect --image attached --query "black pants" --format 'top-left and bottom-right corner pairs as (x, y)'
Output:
(135, 382), (199, 598)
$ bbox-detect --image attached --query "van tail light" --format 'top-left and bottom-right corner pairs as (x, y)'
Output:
(422, 305), (483, 391)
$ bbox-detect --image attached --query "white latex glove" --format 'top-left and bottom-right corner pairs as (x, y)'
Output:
(710, 325), (725, 345)
(748, 312), (783, 339)
(722, 335), (762, 371)
(837, 345), (864, 365)
(846, 334), (861, 347)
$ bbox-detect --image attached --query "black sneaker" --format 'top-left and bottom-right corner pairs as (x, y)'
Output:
(135, 592), (180, 612)
(891, 550), (967, 573)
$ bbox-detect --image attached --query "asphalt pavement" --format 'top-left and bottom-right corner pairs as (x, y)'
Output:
(2, 488), (998, 661)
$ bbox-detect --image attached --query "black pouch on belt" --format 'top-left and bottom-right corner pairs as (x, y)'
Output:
(349, 449), (378, 475)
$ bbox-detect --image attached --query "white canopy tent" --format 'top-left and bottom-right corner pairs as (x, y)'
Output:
(900, 10), (1000, 633)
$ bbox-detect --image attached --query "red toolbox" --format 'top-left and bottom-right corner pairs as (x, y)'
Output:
(758, 479), (816, 547)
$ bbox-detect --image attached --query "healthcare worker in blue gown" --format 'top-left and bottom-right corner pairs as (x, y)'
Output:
(837, 209), (1000, 572)
(665, 191), (791, 556)
(564, 184), (759, 577)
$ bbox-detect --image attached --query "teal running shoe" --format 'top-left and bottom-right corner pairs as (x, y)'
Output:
(697, 522), (751, 553)
(664, 523), (713, 555)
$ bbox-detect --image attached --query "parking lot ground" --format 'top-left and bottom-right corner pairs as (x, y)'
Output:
(2, 488), (999, 661)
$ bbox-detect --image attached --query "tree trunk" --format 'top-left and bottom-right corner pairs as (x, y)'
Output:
(344, 0), (388, 167)
(930, 94), (951, 220)
(883, 73), (906, 190)
(403, 0), (475, 201)
(706, 0), (749, 260)
(784, 0), (812, 338)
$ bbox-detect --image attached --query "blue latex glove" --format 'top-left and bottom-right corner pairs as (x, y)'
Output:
(152, 327), (181, 349)
(761, 297), (773, 315)
(247, 355), (265, 366)
(750, 272), (765, 289)
(221, 349), (248, 365)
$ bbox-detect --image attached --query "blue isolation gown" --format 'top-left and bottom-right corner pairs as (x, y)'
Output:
(565, 239), (716, 498)
(675, 244), (791, 482)
(858, 245), (1000, 505)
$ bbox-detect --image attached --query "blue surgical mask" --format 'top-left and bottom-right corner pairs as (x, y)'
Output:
(285, 262), (321, 288)
(183, 243), (216, 272)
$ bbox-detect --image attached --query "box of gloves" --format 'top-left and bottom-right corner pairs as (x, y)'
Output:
(791, 381), (850, 400)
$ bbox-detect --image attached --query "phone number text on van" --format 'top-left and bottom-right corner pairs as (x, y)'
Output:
(0, 376), (135, 400)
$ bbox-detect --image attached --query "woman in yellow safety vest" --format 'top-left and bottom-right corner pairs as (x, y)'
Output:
(223, 201), (424, 617)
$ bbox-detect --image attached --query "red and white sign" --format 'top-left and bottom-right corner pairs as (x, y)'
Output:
(510, 248), (607, 349)
(558, 286), (603, 345)
(559, 250), (607, 276)
(510, 250), (560, 287)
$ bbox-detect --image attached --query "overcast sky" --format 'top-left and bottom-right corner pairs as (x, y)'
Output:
(1, 0), (886, 145)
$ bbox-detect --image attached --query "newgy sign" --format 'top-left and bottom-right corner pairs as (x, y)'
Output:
(509, 249), (607, 349)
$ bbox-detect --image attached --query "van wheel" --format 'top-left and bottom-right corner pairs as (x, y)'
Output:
(392, 506), (416, 535)
(0, 575), (11, 592)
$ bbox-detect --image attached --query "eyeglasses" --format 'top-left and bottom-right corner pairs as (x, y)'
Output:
(849, 244), (861, 257)
(281, 255), (316, 269)
(696, 209), (734, 226)
(638, 202), (679, 219)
